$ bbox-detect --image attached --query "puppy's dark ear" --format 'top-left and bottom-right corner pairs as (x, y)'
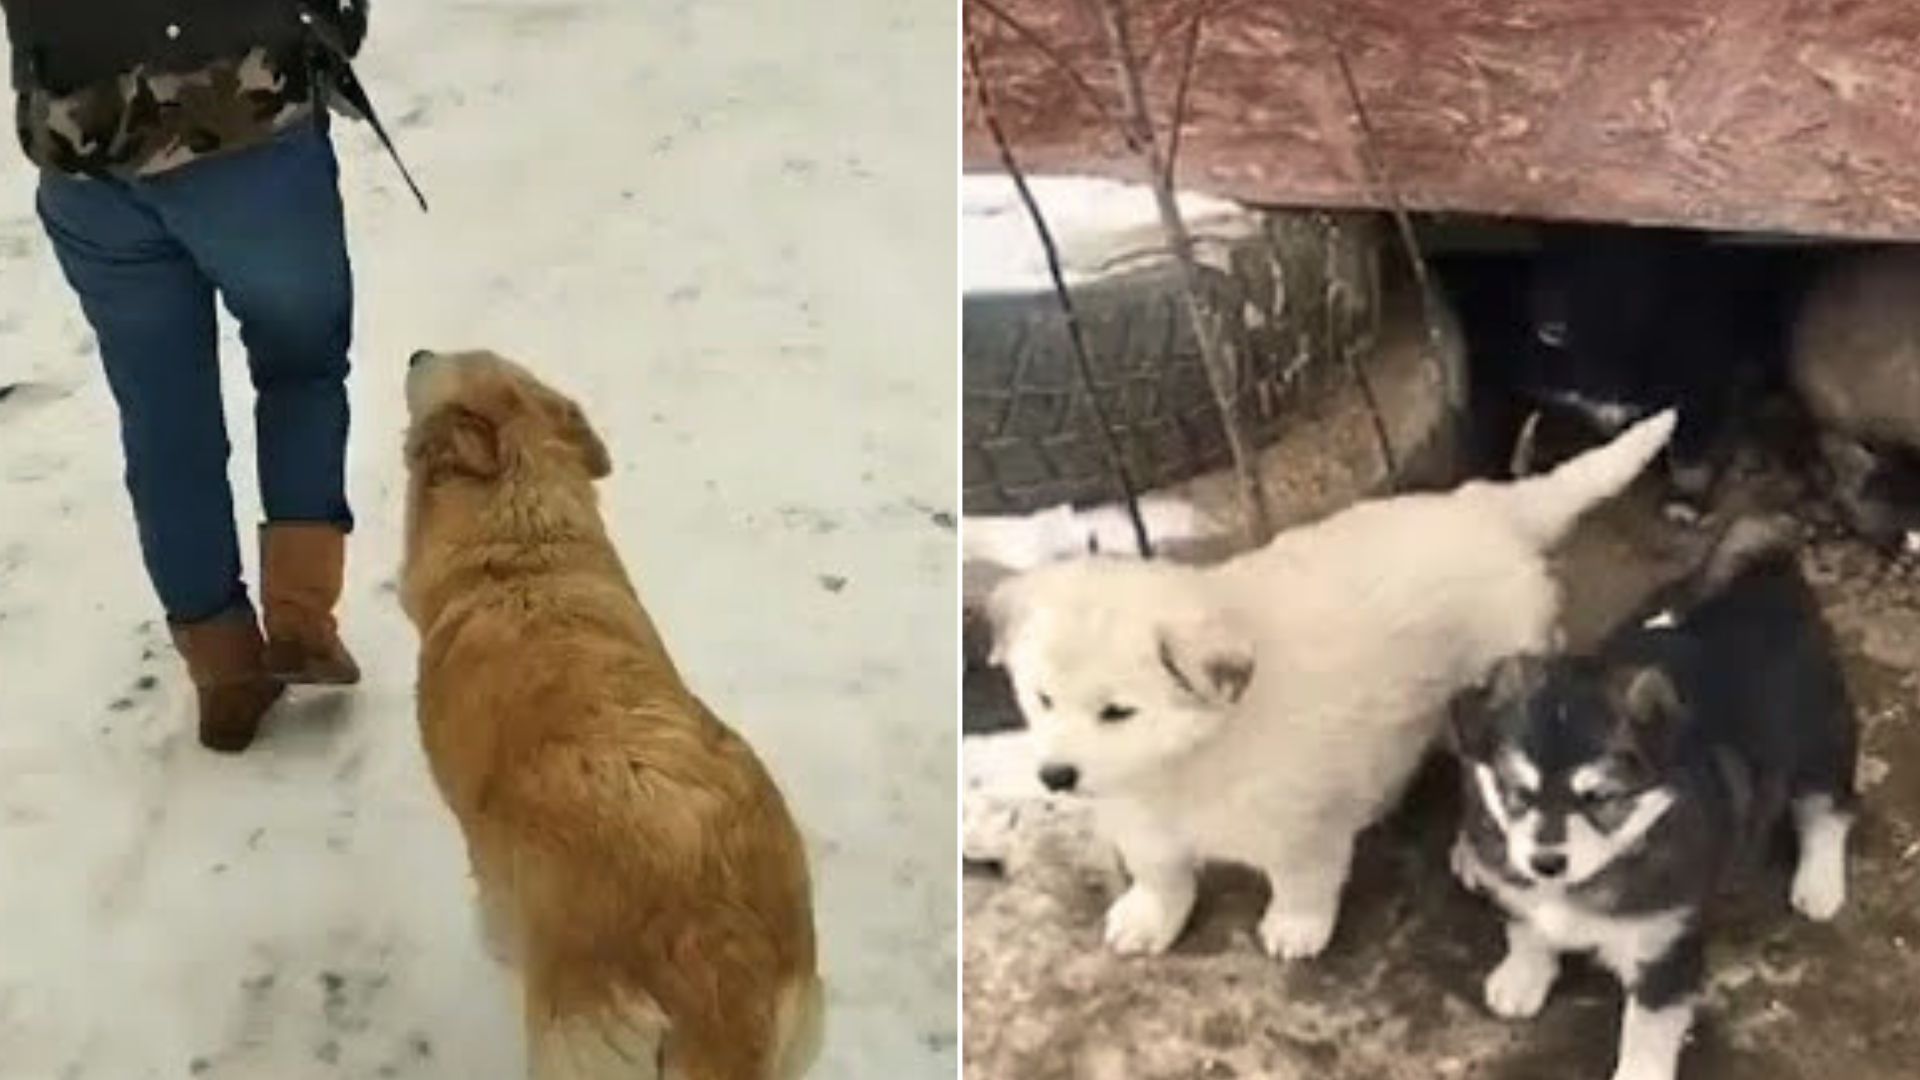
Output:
(1157, 611), (1254, 707)
(1487, 654), (1547, 708)
(1617, 666), (1685, 726)
(1448, 686), (1494, 761)
(559, 400), (612, 479)
(1449, 655), (1539, 760)
(1607, 665), (1687, 763)
(407, 407), (501, 480)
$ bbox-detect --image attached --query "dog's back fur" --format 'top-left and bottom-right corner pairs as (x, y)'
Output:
(1211, 410), (1675, 796)
(1607, 518), (1859, 839)
(402, 351), (821, 1080)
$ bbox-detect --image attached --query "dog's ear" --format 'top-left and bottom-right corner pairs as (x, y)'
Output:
(1615, 665), (1686, 729)
(407, 407), (501, 480)
(1486, 654), (1547, 709)
(1156, 610), (1254, 707)
(982, 575), (1034, 667)
(1447, 687), (1493, 761)
(1449, 655), (1540, 760)
(558, 400), (612, 479)
(1606, 664), (1687, 764)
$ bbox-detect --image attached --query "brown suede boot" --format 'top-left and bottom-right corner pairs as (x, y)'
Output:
(171, 608), (286, 753)
(261, 522), (362, 685)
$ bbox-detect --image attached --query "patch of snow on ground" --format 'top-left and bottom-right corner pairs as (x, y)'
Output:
(961, 173), (1262, 295)
(961, 495), (1216, 570)
(0, 1), (955, 1076)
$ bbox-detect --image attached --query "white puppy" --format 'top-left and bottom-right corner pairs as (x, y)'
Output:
(988, 411), (1676, 960)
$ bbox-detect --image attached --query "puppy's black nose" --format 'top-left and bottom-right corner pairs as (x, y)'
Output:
(408, 349), (434, 369)
(1529, 852), (1569, 879)
(1037, 764), (1080, 793)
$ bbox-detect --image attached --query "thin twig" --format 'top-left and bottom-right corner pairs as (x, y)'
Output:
(1095, 0), (1272, 546)
(1138, 0), (1242, 66)
(967, 0), (1139, 153)
(1324, 30), (1468, 435)
(1326, 219), (1398, 483)
(1162, 5), (1204, 189)
(966, 30), (1155, 559)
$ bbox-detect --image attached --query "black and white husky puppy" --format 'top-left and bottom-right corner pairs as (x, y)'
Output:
(1450, 517), (1859, 1080)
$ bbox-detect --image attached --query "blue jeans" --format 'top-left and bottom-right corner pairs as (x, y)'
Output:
(37, 121), (354, 624)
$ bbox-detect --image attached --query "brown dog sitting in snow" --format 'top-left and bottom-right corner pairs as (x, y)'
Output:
(400, 349), (823, 1080)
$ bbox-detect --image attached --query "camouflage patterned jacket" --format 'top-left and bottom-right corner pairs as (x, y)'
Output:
(13, 46), (319, 177)
(2, 1), (367, 178)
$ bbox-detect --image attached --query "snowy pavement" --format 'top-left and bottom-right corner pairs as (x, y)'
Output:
(0, 2), (956, 1077)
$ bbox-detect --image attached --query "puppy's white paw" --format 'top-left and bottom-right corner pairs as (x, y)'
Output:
(1609, 999), (1692, 1080)
(1103, 887), (1186, 955)
(1484, 951), (1556, 1019)
(1257, 907), (1335, 961)
(1609, 1055), (1681, 1080)
(1791, 800), (1851, 923)
(1790, 860), (1846, 922)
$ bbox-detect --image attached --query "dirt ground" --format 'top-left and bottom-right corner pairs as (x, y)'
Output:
(962, 435), (1920, 1079)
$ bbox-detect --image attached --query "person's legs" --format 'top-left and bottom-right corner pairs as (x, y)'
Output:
(36, 172), (243, 623)
(143, 120), (354, 528)
(37, 171), (282, 751)
(142, 121), (360, 684)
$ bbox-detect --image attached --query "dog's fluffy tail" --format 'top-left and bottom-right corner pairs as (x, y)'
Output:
(1496, 409), (1676, 549)
(531, 983), (671, 1080)
(530, 976), (822, 1080)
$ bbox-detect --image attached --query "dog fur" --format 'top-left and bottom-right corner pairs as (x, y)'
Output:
(400, 350), (823, 1080)
(986, 410), (1675, 960)
(1790, 246), (1920, 549)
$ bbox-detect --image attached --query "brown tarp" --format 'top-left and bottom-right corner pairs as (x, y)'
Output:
(963, 0), (1920, 240)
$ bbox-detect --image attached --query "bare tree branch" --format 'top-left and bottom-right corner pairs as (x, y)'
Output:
(1161, 4), (1204, 189)
(1325, 218), (1398, 483)
(966, 28), (1155, 558)
(1093, 0), (1272, 546)
(1137, 0), (1245, 67)
(1323, 30), (1467, 436)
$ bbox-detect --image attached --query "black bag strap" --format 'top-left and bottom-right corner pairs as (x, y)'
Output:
(295, 1), (426, 213)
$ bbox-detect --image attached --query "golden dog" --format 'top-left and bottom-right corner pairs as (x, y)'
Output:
(400, 350), (823, 1080)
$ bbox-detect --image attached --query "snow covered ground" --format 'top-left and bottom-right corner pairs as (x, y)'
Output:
(960, 173), (1261, 294)
(0, 2), (956, 1077)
